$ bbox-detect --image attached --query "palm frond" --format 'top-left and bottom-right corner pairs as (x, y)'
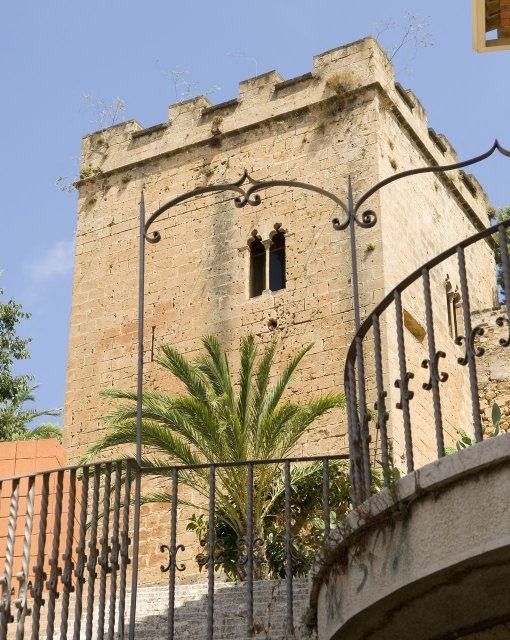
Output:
(199, 335), (234, 408)
(255, 402), (300, 459)
(259, 344), (313, 423)
(271, 394), (345, 457)
(237, 334), (256, 436)
(85, 420), (202, 467)
(102, 392), (224, 461)
(252, 339), (276, 421)
(156, 345), (208, 402)
(27, 423), (63, 442)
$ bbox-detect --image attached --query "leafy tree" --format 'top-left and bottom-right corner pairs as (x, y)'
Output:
(0, 385), (62, 442)
(0, 276), (62, 442)
(88, 334), (345, 579)
(0, 277), (32, 403)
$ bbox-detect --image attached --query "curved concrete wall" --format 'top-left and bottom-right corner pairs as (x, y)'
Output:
(313, 434), (510, 639)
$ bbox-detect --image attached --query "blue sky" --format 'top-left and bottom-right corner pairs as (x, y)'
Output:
(1, 1), (509, 426)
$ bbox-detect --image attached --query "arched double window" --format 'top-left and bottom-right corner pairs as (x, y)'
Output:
(249, 225), (286, 298)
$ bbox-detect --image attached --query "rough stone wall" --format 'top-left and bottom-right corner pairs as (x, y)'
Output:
(65, 37), (492, 464)
(6, 580), (311, 640)
(66, 38), (392, 461)
(64, 37), (496, 583)
(473, 306), (510, 433)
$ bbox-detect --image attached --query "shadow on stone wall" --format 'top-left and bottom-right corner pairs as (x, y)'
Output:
(129, 579), (312, 640)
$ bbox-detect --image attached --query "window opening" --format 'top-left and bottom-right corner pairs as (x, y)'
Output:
(249, 233), (266, 298)
(269, 226), (286, 292)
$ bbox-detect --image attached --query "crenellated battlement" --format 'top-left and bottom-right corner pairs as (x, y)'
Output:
(77, 37), (487, 220)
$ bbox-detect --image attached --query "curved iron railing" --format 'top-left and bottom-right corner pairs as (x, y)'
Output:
(345, 219), (510, 505)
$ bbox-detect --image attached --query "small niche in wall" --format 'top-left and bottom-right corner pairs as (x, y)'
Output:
(403, 309), (426, 342)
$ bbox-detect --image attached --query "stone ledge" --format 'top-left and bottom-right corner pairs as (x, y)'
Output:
(311, 433), (510, 639)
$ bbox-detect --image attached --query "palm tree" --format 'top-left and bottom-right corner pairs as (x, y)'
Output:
(0, 385), (62, 442)
(89, 334), (346, 578)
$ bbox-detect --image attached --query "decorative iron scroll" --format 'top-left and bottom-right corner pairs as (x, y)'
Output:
(143, 170), (362, 243)
(496, 316), (510, 347)
(395, 371), (415, 409)
(455, 326), (485, 365)
(160, 544), (186, 573)
(354, 139), (510, 216)
(421, 351), (449, 390)
(237, 536), (266, 568)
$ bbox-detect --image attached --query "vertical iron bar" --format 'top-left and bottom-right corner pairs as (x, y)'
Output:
(347, 360), (368, 505)
(246, 463), (254, 637)
(167, 467), (178, 640)
(30, 473), (50, 640)
(73, 466), (90, 640)
(207, 466), (215, 640)
(129, 192), (146, 640)
(97, 464), (112, 640)
(85, 466), (101, 640)
(355, 336), (371, 499)
(117, 462), (132, 640)
(46, 470), (64, 640)
(394, 290), (415, 472)
(346, 176), (369, 505)
(322, 460), (330, 539)
(0, 478), (19, 640)
(422, 268), (445, 458)
(348, 177), (361, 331)
(346, 359), (363, 506)
(457, 246), (484, 442)
(373, 314), (390, 483)
(107, 463), (122, 640)
(15, 475), (35, 640)
(60, 469), (77, 640)
(284, 461), (294, 636)
(499, 225), (510, 328)
(348, 177), (372, 497)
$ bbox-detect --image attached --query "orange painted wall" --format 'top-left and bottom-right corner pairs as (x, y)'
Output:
(0, 439), (69, 579)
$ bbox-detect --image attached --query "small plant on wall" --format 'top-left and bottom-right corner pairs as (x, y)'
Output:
(445, 403), (502, 455)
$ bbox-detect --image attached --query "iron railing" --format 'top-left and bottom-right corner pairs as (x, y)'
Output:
(346, 220), (510, 505)
(0, 454), (348, 639)
(0, 460), (135, 640)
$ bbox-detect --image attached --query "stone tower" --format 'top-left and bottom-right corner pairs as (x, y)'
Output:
(64, 37), (495, 465)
